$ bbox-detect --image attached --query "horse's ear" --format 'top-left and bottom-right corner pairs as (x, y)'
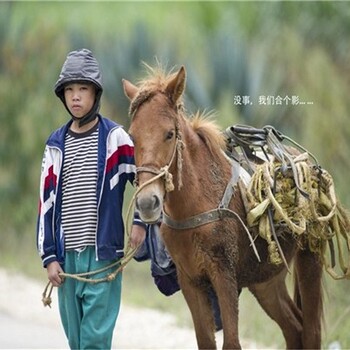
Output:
(122, 79), (139, 101)
(166, 66), (186, 104)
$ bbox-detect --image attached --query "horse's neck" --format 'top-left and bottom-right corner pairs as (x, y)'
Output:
(166, 136), (232, 219)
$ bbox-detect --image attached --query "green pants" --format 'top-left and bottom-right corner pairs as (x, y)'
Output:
(58, 247), (122, 349)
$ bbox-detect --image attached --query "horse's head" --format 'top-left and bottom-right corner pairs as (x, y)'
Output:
(123, 66), (186, 223)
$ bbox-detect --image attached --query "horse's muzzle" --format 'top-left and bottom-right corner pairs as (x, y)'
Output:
(136, 192), (163, 223)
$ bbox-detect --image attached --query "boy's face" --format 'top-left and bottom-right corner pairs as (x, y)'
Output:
(64, 82), (96, 118)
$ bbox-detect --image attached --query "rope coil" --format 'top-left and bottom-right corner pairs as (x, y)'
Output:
(244, 155), (350, 280)
(225, 124), (350, 280)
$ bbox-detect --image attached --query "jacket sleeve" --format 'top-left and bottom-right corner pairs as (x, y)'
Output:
(133, 211), (147, 229)
(36, 146), (60, 267)
(116, 127), (136, 186)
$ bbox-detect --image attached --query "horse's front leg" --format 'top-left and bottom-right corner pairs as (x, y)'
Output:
(212, 274), (241, 350)
(179, 277), (216, 349)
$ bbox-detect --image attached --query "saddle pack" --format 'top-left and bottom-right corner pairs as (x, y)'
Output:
(224, 124), (350, 280)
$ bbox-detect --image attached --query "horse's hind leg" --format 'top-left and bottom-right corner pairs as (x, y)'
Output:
(248, 268), (303, 349)
(294, 248), (323, 349)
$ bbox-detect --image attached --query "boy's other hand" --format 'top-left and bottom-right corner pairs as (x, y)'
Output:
(47, 261), (64, 287)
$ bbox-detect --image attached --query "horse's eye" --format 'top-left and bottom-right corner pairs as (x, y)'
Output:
(166, 130), (174, 140)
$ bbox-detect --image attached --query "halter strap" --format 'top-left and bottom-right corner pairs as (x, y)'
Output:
(162, 160), (261, 262)
(136, 166), (162, 176)
(135, 135), (184, 192)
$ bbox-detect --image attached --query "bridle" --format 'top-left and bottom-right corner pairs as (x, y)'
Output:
(134, 129), (184, 193)
(132, 123), (261, 263)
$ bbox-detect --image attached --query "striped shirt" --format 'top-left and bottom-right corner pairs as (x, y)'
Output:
(61, 123), (99, 251)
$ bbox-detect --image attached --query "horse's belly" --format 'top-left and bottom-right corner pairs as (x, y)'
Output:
(237, 234), (297, 287)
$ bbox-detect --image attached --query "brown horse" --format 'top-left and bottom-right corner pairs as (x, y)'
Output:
(123, 66), (323, 349)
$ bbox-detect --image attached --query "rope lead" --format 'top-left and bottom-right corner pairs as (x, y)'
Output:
(41, 156), (176, 307)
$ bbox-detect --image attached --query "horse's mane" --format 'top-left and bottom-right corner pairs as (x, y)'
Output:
(129, 63), (185, 117)
(131, 64), (227, 156)
(190, 111), (227, 157)
(136, 63), (174, 92)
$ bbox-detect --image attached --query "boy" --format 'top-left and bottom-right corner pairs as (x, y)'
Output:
(36, 48), (145, 349)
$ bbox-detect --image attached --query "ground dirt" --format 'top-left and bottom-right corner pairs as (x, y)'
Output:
(0, 268), (266, 349)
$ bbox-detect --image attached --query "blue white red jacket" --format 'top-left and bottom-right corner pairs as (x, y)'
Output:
(36, 115), (140, 267)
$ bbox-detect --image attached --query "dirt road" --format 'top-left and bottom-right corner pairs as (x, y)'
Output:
(0, 268), (205, 349)
(0, 268), (263, 349)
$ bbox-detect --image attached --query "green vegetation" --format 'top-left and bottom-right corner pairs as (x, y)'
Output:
(1, 1), (349, 348)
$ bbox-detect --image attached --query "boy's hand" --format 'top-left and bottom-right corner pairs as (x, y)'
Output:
(129, 224), (146, 249)
(47, 261), (64, 287)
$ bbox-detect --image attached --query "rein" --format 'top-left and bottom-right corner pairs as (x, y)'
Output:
(41, 137), (184, 308)
(42, 243), (138, 307)
(42, 233), (139, 307)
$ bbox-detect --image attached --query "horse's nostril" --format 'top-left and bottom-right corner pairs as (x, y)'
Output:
(152, 195), (160, 210)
